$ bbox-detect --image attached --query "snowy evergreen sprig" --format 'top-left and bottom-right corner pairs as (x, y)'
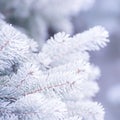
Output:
(0, 20), (109, 120)
(0, 20), (38, 76)
(39, 26), (109, 67)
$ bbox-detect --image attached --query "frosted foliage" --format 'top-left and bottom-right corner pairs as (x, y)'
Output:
(0, 21), (109, 120)
(0, 20), (38, 76)
(0, 0), (95, 45)
(39, 26), (109, 67)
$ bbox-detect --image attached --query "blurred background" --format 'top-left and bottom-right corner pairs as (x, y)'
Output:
(0, 0), (120, 120)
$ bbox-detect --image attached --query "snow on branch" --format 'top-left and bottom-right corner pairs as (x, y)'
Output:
(0, 20), (38, 76)
(0, 20), (109, 120)
(67, 101), (104, 120)
(39, 26), (109, 67)
(0, 93), (67, 120)
(73, 26), (109, 51)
